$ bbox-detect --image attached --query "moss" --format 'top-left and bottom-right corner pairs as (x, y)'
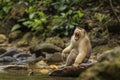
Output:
(17, 32), (32, 47)
(93, 45), (111, 53)
(79, 47), (120, 80)
(45, 36), (65, 48)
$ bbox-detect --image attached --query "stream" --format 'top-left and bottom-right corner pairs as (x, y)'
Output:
(0, 71), (77, 80)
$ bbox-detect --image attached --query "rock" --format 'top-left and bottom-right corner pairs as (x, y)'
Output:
(45, 36), (65, 48)
(0, 58), (4, 62)
(97, 47), (120, 62)
(0, 48), (18, 58)
(29, 43), (62, 58)
(45, 52), (62, 62)
(0, 48), (6, 55)
(40, 69), (49, 74)
(13, 53), (31, 58)
(17, 32), (32, 47)
(35, 60), (48, 69)
(89, 27), (109, 47)
(13, 53), (32, 62)
(29, 47), (45, 58)
(22, 56), (43, 63)
(79, 47), (120, 80)
(3, 56), (16, 62)
(49, 60), (96, 77)
(107, 20), (120, 33)
(1, 65), (28, 70)
(35, 43), (62, 53)
(49, 65), (59, 69)
(8, 30), (22, 43)
(0, 34), (7, 44)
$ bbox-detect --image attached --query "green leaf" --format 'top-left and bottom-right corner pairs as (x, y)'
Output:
(58, 5), (67, 11)
(23, 21), (32, 27)
(29, 12), (35, 19)
(77, 11), (84, 18)
(69, 24), (74, 29)
(18, 18), (26, 22)
(3, 6), (10, 13)
(11, 24), (21, 31)
(64, 31), (68, 36)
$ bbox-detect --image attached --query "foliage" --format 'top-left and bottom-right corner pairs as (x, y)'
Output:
(0, 0), (15, 19)
(10, 0), (86, 36)
(1, 0), (119, 37)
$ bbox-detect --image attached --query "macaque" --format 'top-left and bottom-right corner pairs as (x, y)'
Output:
(61, 27), (91, 68)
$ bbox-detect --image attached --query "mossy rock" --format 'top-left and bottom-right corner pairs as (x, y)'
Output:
(0, 34), (7, 44)
(45, 36), (65, 48)
(17, 32), (32, 47)
(79, 47), (120, 80)
(8, 30), (22, 43)
(29, 36), (43, 46)
(30, 43), (62, 53)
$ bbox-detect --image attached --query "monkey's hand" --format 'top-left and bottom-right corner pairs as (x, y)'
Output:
(61, 52), (66, 61)
(73, 63), (79, 68)
(72, 63), (79, 70)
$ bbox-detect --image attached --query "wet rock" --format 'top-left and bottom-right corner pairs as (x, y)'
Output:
(36, 43), (62, 53)
(0, 34), (7, 44)
(0, 48), (6, 55)
(35, 60), (48, 69)
(45, 52), (62, 62)
(97, 46), (120, 62)
(0, 58), (4, 62)
(29, 43), (62, 58)
(79, 47), (120, 80)
(49, 65), (59, 69)
(13, 53), (32, 62)
(2, 56), (16, 62)
(1, 65), (28, 70)
(40, 69), (49, 74)
(13, 53), (31, 58)
(8, 30), (22, 43)
(0, 48), (18, 58)
(22, 56), (43, 63)
(29, 47), (45, 58)
(45, 36), (65, 48)
(49, 60), (96, 77)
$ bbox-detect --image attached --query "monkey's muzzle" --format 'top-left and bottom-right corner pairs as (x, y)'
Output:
(74, 32), (80, 41)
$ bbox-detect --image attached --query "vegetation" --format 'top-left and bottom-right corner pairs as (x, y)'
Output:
(0, 0), (119, 37)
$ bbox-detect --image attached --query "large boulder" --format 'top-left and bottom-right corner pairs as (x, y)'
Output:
(29, 43), (62, 58)
(45, 36), (65, 48)
(45, 52), (62, 62)
(79, 47), (120, 80)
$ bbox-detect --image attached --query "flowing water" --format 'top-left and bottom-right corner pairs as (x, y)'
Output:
(0, 71), (78, 80)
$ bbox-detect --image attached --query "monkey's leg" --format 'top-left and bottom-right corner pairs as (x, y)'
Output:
(65, 49), (78, 66)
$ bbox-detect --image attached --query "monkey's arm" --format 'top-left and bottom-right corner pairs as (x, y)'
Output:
(73, 40), (91, 67)
(73, 51), (87, 67)
(62, 44), (72, 55)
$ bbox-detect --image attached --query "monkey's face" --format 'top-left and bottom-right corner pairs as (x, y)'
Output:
(74, 28), (85, 41)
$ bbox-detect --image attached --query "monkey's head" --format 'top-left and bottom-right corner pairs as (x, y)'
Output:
(74, 28), (86, 41)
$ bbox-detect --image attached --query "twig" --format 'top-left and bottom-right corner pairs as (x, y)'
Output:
(109, 0), (120, 22)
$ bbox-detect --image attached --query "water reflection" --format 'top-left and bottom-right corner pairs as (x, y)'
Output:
(0, 71), (78, 80)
